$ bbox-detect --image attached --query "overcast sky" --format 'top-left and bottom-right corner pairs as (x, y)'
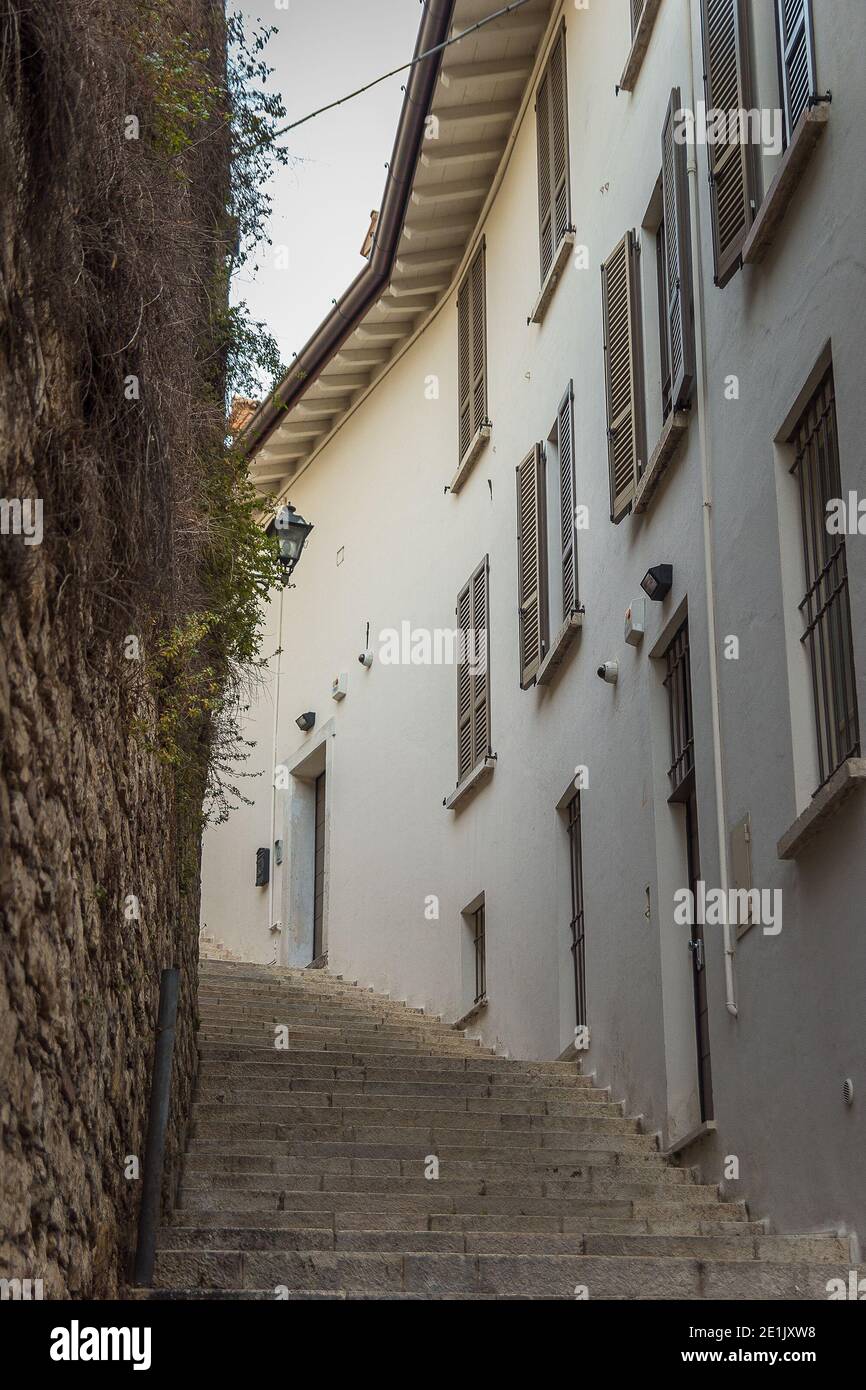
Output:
(234, 0), (422, 378)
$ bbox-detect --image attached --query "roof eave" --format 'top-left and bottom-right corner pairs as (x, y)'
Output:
(238, 0), (457, 460)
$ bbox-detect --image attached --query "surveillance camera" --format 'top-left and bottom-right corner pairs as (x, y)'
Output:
(596, 661), (618, 684)
(358, 649), (373, 668)
(295, 711), (316, 732)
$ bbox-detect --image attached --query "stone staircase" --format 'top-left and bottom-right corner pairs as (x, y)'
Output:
(146, 960), (856, 1300)
(198, 930), (246, 964)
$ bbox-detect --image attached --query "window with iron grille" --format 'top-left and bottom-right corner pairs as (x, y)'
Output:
(565, 792), (586, 1027)
(471, 902), (486, 1005)
(790, 366), (860, 792)
(663, 619), (695, 800)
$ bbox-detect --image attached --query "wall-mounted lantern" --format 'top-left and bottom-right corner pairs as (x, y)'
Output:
(274, 503), (313, 576)
(640, 564), (673, 602)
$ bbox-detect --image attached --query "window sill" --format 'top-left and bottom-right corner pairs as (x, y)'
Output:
(444, 755), (496, 811)
(618, 0), (662, 94)
(536, 610), (583, 686)
(777, 757), (866, 860)
(528, 230), (575, 325)
(742, 105), (829, 268)
(449, 423), (491, 495)
(453, 998), (488, 1030)
(633, 409), (690, 514)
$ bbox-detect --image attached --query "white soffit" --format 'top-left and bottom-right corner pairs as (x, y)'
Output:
(251, 0), (557, 498)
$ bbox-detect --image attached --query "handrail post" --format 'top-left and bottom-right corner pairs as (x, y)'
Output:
(132, 966), (180, 1286)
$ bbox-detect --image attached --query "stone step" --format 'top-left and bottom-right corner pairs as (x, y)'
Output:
(177, 1189), (740, 1218)
(199, 1035), (486, 1057)
(152, 1249), (855, 1298)
(170, 1208), (758, 1235)
(189, 1102), (638, 1133)
(194, 1080), (609, 1107)
(185, 1139), (664, 1167)
(156, 1226), (846, 1262)
(196, 1059), (593, 1087)
(193, 1088), (622, 1118)
(178, 1174), (723, 1202)
(187, 1120), (658, 1151)
(197, 1002), (442, 1025)
(182, 1151), (688, 1180)
(198, 1017), (474, 1041)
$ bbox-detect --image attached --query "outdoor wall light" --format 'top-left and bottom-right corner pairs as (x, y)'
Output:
(295, 711), (316, 732)
(640, 564), (673, 602)
(274, 503), (314, 575)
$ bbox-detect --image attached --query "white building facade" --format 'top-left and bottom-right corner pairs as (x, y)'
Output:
(202, 0), (866, 1243)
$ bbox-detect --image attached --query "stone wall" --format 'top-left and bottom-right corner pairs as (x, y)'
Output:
(0, 598), (201, 1297)
(0, 0), (227, 1297)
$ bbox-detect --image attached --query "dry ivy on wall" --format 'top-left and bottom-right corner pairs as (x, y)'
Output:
(1, 0), (289, 830)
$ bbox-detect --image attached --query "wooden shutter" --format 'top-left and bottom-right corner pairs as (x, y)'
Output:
(456, 577), (474, 782)
(557, 383), (579, 618)
(456, 557), (491, 781)
(775, 0), (816, 145)
(471, 558), (490, 766)
(457, 241), (487, 462)
(536, 25), (570, 283)
(516, 446), (548, 689)
(700, 0), (757, 287)
(601, 231), (645, 523)
(630, 0), (644, 38)
(661, 88), (695, 412)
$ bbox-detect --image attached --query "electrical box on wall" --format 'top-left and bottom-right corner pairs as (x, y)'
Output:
(624, 596), (646, 646)
(331, 672), (348, 700)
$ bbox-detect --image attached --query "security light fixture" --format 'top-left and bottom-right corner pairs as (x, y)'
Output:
(273, 503), (313, 575)
(295, 711), (316, 732)
(640, 564), (673, 602)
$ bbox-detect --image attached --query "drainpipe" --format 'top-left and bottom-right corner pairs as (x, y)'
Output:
(267, 583), (284, 949)
(685, 0), (738, 1016)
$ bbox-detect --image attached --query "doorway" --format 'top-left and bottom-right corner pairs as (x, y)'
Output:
(312, 770), (326, 962)
(663, 619), (714, 1123)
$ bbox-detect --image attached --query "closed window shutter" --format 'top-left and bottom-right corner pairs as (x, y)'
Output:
(775, 0), (816, 144)
(516, 445), (548, 689)
(536, 26), (570, 283)
(456, 577), (474, 782)
(457, 279), (471, 461)
(457, 241), (487, 462)
(601, 231), (645, 523)
(700, 0), (757, 287)
(456, 558), (491, 781)
(471, 558), (491, 766)
(557, 383), (579, 618)
(661, 88), (696, 412)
